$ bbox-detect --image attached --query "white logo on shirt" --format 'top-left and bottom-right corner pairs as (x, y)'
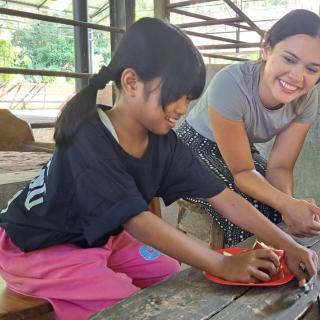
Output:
(25, 160), (51, 211)
(1, 160), (52, 214)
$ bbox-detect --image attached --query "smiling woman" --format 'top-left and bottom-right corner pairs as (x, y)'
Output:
(176, 9), (320, 247)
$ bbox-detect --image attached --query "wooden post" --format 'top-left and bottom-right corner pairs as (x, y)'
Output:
(154, 0), (169, 20)
(110, 0), (135, 53)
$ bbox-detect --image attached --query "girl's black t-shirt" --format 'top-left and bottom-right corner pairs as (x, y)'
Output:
(0, 114), (225, 252)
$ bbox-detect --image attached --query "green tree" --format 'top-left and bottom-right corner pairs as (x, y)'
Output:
(12, 21), (74, 83)
(0, 39), (20, 82)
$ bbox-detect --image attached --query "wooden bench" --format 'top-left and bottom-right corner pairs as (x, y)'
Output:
(0, 170), (54, 320)
(177, 199), (225, 249)
(0, 278), (54, 320)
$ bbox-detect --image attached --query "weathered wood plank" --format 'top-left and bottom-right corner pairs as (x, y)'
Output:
(91, 234), (320, 320)
(301, 301), (320, 320)
(0, 286), (53, 320)
(210, 240), (320, 320)
(91, 268), (250, 320)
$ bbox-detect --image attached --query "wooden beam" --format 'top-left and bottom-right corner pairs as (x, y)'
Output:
(197, 42), (260, 50)
(185, 30), (245, 44)
(167, 0), (217, 9)
(170, 8), (213, 20)
(202, 53), (249, 61)
(0, 67), (90, 78)
(0, 7), (125, 33)
(170, 8), (252, 31)
(172, 8), (254, 31)
(222, 0), (264, 36)
(176, 17), (243, 28)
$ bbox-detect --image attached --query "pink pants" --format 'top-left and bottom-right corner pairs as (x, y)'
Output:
(0, 228), (180, 320)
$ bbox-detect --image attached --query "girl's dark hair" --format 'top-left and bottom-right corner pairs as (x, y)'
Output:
(54, 17), (206, 147)
(262, 9), (320, 49)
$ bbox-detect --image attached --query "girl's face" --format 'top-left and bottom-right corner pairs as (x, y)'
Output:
(137, 80), (190, 135)
(260, 34), (320, 107)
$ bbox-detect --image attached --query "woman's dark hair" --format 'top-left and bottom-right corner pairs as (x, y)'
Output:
(262, 9), (320, 49)
(54, 17), (206, 147)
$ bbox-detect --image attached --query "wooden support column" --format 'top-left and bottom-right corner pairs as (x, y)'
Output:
(154, 0), (169, 20)
(73, 0), (91, 91)
(110, 0), (135, 54)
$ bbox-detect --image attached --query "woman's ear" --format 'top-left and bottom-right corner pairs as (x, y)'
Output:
(261, 45), (271, 62)
(121, 68), (140, 97)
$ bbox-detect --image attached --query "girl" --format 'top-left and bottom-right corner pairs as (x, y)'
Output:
(177, 9), (320, 247)
(0, 17), (317, 320)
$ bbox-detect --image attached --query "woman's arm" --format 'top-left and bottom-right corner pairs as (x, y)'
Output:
(266, 122), (310, 195)
(209, 108), (288, 208)
(209, 108), (320, 236)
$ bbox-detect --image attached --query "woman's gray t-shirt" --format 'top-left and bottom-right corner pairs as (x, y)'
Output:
(186, 61), (318, 143)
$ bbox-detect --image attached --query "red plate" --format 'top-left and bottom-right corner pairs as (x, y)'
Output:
(203, 247), (294, 286)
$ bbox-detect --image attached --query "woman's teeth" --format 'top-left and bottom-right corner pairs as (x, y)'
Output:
(279, 79), (298, 91)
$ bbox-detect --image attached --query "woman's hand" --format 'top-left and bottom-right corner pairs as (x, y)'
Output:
(220, 249), (280, 283)
(284, 244), (318, 287)
(280, 198), (320, 237)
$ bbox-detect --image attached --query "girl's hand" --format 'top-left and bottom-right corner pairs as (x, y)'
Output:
(284, 245), (318, 287)
(220, 249), (280, 283)
(281, 198), (320, 237)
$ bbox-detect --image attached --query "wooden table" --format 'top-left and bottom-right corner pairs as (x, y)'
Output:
(91, 231), (320, 320)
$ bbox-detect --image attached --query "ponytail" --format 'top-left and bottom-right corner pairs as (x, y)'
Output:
(55, 17), (206, 147)
(54, 66), (114, 147)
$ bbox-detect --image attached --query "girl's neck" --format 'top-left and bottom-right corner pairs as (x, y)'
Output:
(106, 103), (149, 159)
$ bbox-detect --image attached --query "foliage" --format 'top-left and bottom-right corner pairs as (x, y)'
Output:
(11, 20), (112, 82)
(92, 30), (111, 71)
(12, 21), (74, 83)
(0, 39), (21, 82)
(261, 0), (290, 5)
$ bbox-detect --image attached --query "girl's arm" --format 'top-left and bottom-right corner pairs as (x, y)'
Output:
(209, 108), (320, 237)
(207, 188), (318, 286)
(124, 210), (280, 283)
(123, 187), (317, 286)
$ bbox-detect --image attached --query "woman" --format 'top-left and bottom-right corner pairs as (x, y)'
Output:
(177, 9), (320, 246)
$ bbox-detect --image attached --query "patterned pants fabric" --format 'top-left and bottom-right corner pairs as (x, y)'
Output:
(176, 121), (282, 247)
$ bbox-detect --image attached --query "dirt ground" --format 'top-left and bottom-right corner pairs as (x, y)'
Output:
(0, 128), (54, 174)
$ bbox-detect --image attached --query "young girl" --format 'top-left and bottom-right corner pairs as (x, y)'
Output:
(177, 9), (320, 246)
(0, 17), (317, 320)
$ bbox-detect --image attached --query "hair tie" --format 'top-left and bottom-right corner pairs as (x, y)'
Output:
(89, 66), (114, 90)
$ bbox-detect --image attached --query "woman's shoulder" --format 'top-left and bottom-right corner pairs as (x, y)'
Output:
(217, 61), (260, 79)
(210, 61), (260, 92)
